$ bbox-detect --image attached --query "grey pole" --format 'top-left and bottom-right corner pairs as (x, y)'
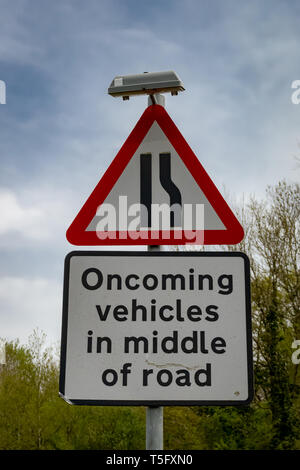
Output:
(148, 93), (165, 107)
(146, 245), (163, 450)
(146, 402), (164, 450)
(145, 92), (165, 451)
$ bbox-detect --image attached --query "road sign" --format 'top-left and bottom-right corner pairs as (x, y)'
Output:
(66, 105), (244, 246)
(59, 251), (253, 405)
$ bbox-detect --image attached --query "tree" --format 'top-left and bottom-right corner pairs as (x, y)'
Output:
(0, 331), (146, 450)
(191, 180), (300, 449)
(0, 331), (60, 449)
(244, 181), (299, 448)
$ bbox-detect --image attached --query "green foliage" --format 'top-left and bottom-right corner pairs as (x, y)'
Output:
(194, 405), (274, 450)
(164, 407), (203, 450)
(0, 332), (145, 450)
(246, 181), (300, 449)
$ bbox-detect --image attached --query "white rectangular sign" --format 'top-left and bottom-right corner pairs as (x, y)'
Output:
(59, 251), (253, 405)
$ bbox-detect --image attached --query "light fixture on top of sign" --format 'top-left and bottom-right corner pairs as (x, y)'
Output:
(107, 70), (185, 102)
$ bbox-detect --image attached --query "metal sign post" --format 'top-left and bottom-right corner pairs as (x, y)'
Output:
(146, 95), (164, 450)
(146, 403), (163, 450)
(146, 95), (164, 449)
(147, 244), (163, 450)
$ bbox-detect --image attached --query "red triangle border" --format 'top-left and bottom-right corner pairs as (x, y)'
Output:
(66, 105), (244, 246)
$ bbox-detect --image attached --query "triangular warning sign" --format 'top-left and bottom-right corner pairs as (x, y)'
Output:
(66, 104), (244, 245)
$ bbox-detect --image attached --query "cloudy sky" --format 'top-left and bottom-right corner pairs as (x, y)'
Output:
(0, 0), (299, 348)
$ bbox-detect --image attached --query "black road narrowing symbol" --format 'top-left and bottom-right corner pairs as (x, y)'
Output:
(140, 152), (182, 228)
